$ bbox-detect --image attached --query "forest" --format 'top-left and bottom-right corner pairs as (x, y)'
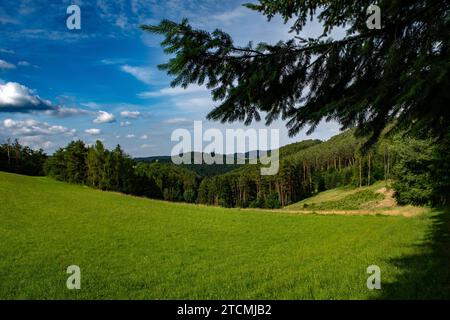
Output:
(1, 128), (449, 209)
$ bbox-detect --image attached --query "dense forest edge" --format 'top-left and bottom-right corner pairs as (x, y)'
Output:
(1, 128), (449, 210)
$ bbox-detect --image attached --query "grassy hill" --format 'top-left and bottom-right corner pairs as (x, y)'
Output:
(0, 172), (448, 299)
(284, 181), (424, 217)
(287, 181), (388, 210)
(135, 139), (322, 177)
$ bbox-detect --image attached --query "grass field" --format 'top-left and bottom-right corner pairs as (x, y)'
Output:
(286, 181), (388, 211)
(0, 172), (449, 299)
(284, 181), (424, 217)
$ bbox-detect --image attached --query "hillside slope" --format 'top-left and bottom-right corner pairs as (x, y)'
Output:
(284, 181), (424, 217)
(1, 172), (448, 299)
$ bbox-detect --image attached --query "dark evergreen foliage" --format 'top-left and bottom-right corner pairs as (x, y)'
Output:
(392, 133), (450, 206)
(196, 130), (381, 208)
(0, 139), (47, 176)
(135, 162), (201, 202)
(143, 0), (450, 146)
(3, 130), (449, 208)
(44, 140), (158, 198)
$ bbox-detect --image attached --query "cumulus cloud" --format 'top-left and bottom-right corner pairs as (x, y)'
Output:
(0, 59), (16, 69)
(140, 134), (148, 140)
(85, 128), (102, 135)
(120, 110), (141, 119)
(120, 65), (152, 84)
(94, 110), (116, 124)
(0, 82), (55, 113)
(45, 107), (92, 118)
(126, 134), (136, 139)
(17, 135), (53, 151)
(2, 118), (76, 137)
(1, 117), (79, 152)
(0, 82), (91, 117)
(120, 121), (132, 127)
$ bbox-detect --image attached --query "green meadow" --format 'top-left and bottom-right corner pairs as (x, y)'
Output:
(0, 172), (448, 299)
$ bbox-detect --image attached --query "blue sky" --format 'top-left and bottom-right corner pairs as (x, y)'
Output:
(0, 0), (341, 157)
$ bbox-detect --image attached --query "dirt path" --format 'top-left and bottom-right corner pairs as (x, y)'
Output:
(280, 206), (425, 217)
(373, 187), (397, 208)
(280, 187), (423, 217)
(259, 185), (424, 217)
(246, 205), (426, 217)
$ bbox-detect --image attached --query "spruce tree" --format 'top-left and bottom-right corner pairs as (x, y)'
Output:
(143, 0), (450, 144)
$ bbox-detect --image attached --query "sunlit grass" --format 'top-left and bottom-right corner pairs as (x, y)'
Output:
(0, 172), (447, 299)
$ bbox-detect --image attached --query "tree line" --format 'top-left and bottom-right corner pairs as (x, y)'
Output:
(196, 131), (388, 208)
(1, 129), (449, 208)
(0, 139), (47, 176)
(42, 140), (199, 201)
(195, 130), (450, 208)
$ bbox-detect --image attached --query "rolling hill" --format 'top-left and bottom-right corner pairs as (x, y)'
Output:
(1, 171), (448, 299)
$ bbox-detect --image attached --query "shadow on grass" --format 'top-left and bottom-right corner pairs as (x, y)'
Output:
(379, 207), (450, 299)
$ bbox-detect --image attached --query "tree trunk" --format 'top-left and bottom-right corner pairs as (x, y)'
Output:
(387, 148), (390, 184)
(359, 157), (362, 188)
(6, 144), (11, 167)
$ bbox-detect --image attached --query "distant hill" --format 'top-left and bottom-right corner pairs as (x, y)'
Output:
(135, 139), (322, 177)
(135, 152), (247, 177)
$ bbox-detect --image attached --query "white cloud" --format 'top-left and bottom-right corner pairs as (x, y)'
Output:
(0, 59), (16, 69)
(138, 86), (207, 98)
(85, 128), (101, 135)
(120, 121), (132, 127)
(0, 82), (54, 112)
(120, 110), (141, 119)
(0, 82), (93, 117)
(140, 134), (148, 140)
(126, 134), (136, 139)
(2, 118), (76, 137)
(94, 110), (116, 123)
(19, 135), (53, 151)
(120, 65), (152, 84)
(45, 107), (92, 118)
